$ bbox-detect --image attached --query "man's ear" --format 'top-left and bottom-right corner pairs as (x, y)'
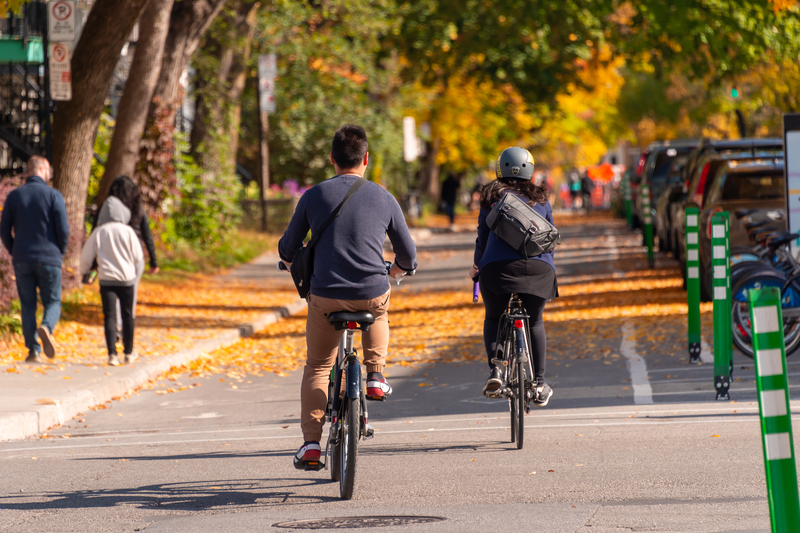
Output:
(330, 152), (336, 166)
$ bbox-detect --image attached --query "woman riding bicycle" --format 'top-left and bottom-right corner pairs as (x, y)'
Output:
(470, 147), (557, 406)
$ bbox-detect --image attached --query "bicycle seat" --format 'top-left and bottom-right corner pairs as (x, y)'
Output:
(328, 311), (375, 331)
(735, 208), (757, 220)
(766, 233), (800, 250)
(744, 219), (770, 232)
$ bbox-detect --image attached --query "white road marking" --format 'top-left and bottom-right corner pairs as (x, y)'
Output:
(700, 338), (714, 364)
(621, 323), (653, 404)
(0, 415), (776, 455)
(182, 412), (223, 419)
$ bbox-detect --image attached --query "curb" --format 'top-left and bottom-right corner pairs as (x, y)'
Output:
(0, 298), (307, 442)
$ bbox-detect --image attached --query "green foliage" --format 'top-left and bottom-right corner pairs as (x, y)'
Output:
(240, 0), (407, 192)
(611, 1), (800, 80)
(159, 229), (277, 273)
(0, 0), (29, 17)
(163, 134), (243, 249)
(0, 299), (22, 336)
(87, 113), (115, 205)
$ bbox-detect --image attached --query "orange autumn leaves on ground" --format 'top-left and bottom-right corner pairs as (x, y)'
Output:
(168, 267), (709, 385)
(0, 274), (297, 367)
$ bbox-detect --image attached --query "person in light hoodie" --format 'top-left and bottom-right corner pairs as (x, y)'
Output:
(80, 196), (144, 366)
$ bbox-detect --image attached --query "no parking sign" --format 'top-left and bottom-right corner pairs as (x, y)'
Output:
(48, 0), (77, 41)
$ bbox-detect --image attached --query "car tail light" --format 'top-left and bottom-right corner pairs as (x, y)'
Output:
(706, 206), (723, 238)
(514, 320), (524, 329)
(347, 321), (357, 330)
(636, 152), (648, 177)
(692, 163), (710, 206)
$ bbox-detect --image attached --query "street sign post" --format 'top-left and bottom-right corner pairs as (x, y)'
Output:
(48, 43), (72, 101)
(783, 114), (800, 259)
(748, 287), (800, 532)
(48, 1), (77, 42)
(686, 206), (702, 364)
(623, 175), (632, 228)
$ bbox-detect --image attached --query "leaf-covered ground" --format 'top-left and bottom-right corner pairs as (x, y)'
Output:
(0, 273), (297, 368)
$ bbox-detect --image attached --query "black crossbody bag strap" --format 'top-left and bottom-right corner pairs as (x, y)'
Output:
(306, 177), (367, 249)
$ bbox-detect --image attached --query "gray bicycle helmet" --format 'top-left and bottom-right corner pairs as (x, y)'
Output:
(495, 147), (535, 180)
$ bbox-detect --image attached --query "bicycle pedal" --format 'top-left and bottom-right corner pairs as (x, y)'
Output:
(364, 424), (375, 439)
(304, 460), (324, 471)
(491, 358), (508, 367)
(365, 395), (386, 402)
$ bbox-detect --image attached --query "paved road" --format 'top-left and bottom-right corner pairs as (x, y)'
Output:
(0, 215), (793, 532)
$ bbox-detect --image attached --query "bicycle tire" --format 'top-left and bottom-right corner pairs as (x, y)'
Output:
(339, 396), (359, 500)
(330, 417), (342, 482)
(515, 360), (525, 450)
(731, 300), (800, 359)
(510, 381), (517, 444)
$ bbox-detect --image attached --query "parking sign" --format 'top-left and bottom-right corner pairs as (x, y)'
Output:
(48, 1), (77, 41)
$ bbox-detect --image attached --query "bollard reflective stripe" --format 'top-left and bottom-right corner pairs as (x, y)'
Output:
(641, 183), (655, 268)
(686, 206), (701, 363)
(748, 287), (800, 532)
(711, 211), (732, 400)
(623, 176), (633, 228)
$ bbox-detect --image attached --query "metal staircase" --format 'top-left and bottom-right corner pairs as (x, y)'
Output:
(0, 2), (50, 177)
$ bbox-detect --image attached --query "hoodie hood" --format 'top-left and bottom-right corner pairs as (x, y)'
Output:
(97, 196), (131, 226)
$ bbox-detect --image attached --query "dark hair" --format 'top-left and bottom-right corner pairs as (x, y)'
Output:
(108, 175), (143, 229)
(331, 124), (368, 169)
(479, 178), (548, 211)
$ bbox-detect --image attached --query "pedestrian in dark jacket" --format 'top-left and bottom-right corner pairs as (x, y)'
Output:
(0, 156), (69, 363)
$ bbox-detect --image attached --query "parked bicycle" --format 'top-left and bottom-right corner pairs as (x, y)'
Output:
(479, 284), (535, 450)
(725, 209), (800, 358)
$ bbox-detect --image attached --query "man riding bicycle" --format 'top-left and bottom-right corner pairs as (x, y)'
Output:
(278, 124), (417, 470)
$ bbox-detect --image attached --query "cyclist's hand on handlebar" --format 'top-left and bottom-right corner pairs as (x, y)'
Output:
(277, 260), (291, 271)
(389, 262), (405, 279)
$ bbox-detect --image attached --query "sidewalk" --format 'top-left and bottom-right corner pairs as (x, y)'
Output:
(0, 252), (306, 441)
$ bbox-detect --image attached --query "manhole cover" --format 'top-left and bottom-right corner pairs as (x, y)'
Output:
(273, 516), (447, 529)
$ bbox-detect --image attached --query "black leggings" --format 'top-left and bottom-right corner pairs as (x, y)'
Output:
(100, 285), (135, 355)
(480, 288), (547, 383)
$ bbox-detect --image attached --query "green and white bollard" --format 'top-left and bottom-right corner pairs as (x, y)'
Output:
(685, 206), (702, 364)
(748, 287), (800, 532)
(624, 176), (633, 228)
(712, 211), (733, 400)
(640, 183), (655, 268)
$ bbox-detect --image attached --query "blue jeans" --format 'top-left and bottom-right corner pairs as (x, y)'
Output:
(13, 262), (62, 355)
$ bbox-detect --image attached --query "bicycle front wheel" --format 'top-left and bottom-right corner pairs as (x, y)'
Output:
(339, 396), (359, 500)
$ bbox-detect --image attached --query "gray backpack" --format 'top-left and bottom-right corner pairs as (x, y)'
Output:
(486, 192), (561, 257)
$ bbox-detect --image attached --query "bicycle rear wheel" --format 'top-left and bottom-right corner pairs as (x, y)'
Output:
(339, 396), (359, 500)
(515, 360), (525, 449)
(330, 417), (342, 482)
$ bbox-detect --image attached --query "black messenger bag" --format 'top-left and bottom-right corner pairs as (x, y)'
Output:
(485, 192), (561, 257)
(290, 178), (366, 298)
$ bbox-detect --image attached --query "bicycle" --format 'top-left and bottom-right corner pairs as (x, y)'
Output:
(278, 260), (413, 499)
(478, 283), (535, 450)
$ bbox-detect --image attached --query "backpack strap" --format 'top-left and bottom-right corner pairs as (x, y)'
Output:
(306, 177), (367, 249)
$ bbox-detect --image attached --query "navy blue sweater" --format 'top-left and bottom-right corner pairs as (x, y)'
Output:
(279, 175), (417, 300)
(473, 198), (555, 272)
(0, 176), (70, 266)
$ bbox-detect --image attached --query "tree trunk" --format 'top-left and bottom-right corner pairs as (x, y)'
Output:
(51, 0), (150, 281)
(151, 0), (227, 123)
(96, 0), (175, 207)
(189, 1), (259, 177)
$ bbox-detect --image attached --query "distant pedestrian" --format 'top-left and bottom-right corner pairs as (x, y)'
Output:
(441, 173), (461, 225)
(0, 155), (69, 363)
(91, 176), (158, 327)
(80, 196), (144, 366)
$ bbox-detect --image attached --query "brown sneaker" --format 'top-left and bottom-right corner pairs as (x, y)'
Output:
(37, 326), (56, 359)
(25, 352), (42, 364)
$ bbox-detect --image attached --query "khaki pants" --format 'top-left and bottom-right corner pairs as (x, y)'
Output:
(301, 290), (391, 442)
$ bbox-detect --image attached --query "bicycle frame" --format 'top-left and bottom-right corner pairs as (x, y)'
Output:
(324, 328), (371, 467)
(493, 296), (534, 400)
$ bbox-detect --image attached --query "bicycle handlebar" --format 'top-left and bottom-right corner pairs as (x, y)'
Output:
(277, 261), (289, 272)
(473, 282), (480, 303)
